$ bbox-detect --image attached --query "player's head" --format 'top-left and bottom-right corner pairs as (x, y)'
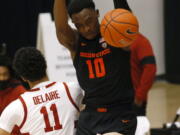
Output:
(0, 55), (13, 90)
(68, 0), (100, 40)
(13, 47), (47, 82)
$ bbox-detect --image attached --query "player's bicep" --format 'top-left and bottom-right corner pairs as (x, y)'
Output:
(56, 26), (78, 52)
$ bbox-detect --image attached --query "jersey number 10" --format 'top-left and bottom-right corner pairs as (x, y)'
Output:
(86, 58), (106, 79)
(40, 104), (62, 132)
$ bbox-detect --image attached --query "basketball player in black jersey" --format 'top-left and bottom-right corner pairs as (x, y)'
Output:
(54, 0), (136, 135)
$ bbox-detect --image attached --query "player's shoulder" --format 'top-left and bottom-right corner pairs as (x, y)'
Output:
(3, 98), (23, 114)
(51, 81), (79, 88)
(64, 81), (80, 87)
(0, 98), (24, 130)
(62, 81), (82, 93)
(9, 98), (22, 107)
(62, 81), (80, 91)
(21, 81), (57, 95)
(46, 81), (80, 93)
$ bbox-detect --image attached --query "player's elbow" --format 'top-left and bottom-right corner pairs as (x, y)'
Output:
(55, 21), (70, 34)
(55, 25), (69, 42)
(56, 24), (67, 36)
(55, 29), (76, 51)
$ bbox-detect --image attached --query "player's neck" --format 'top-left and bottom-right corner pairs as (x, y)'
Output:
(29, 76), (49, 89)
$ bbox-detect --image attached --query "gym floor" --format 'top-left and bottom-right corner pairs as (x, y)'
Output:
(147, 81), (180, 128)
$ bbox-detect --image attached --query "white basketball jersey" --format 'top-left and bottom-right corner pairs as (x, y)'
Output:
(0, 81), (82, 135)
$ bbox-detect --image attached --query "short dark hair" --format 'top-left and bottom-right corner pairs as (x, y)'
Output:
(68, 0), (95, 17)
(13, 47), (47, 82)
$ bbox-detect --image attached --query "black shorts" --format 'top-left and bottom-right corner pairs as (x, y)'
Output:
(76, 108), (137, 135)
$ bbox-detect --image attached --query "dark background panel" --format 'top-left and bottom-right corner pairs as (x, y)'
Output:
(0, 0), (54, 58)
(164, 0), (180, 83)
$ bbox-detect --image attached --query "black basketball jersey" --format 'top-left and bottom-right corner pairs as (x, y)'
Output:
(73, 34), (134, 106)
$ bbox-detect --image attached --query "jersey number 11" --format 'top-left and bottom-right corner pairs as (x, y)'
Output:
(40, 104), (62, 132)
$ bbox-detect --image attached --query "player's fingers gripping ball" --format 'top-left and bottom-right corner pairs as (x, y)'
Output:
(100, 8), (139, 48)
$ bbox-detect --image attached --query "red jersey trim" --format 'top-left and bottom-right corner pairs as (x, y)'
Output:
(31, 82), (56, 91)
(19, 96), (28, 129)
(63, 82), (80, 112)
(11, 125), (30, 135)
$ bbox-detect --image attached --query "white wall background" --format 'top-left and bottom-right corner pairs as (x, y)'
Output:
(37, 14), (78, 82)
(94, 0), (165, 75)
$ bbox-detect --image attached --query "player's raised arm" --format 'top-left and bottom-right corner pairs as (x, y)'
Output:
(54, 0), (78, 52)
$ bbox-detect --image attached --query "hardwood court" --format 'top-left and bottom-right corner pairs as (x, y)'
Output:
(147, 81), (180, 128)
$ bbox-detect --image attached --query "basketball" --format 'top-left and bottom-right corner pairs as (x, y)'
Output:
(100, 8), (139, 48)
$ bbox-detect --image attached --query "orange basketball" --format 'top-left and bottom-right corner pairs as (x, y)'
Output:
(100, 8), (139, 48)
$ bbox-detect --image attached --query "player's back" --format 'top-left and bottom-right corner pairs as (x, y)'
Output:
(17, 81), (82, 135)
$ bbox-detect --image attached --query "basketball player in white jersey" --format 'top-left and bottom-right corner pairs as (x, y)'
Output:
(0, 47), (83, 135)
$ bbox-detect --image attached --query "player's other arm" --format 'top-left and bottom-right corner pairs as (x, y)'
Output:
(0, 100), (23, 135)
(54, 0), (78, 54)
(0, 129), (10, 135)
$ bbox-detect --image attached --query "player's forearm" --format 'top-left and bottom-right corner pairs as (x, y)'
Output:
(53, 0), (77, 50)
(136, 64), (156, 101)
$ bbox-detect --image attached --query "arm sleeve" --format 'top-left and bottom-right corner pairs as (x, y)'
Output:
(135, 37), (157, 101)
(0, 100), (24, 133)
